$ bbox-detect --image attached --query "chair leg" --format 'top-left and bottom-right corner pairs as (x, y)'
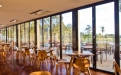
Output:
(45, 60), (48, 71)
(87, 68), (91, 75)
(65, 64), (68, 75)
(56, 64), (58, 75)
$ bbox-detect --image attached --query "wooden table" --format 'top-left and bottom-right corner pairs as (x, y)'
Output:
(65, 51), (94, 74)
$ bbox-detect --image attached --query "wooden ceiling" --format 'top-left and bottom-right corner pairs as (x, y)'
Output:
(0, 0), (102, 28)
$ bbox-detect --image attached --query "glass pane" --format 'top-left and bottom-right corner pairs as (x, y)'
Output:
(11, 27), (14, 43)
(25, 23), (29, 46)
(30, 21), (35, 47)
(44, 17), (50, 47)
(62, 12), (72, 59)
(14, 26), (16, 46)
(52, 15), (60, 58)
(96, 2), (114, 72)
(0, 29), (2, 42)
(119, 0), (121, 67)
(78, 7), (93, 67)
(7, 28), (9, 43)
(20, 24), (25, 47)
(37, 19), (43, 49)
(18, 25), (21, 49)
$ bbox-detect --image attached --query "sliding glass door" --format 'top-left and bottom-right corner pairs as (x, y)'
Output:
(96, 2), (114, 72)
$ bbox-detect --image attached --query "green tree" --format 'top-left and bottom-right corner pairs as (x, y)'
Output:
(85, 25), (91, 43)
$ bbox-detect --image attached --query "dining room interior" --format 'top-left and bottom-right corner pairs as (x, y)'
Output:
(0, 0), (120, 75)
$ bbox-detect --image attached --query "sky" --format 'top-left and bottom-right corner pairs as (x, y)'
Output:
(62, 2), (117, 35)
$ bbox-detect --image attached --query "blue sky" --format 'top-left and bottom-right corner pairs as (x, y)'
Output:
(62, 2), (116, 35)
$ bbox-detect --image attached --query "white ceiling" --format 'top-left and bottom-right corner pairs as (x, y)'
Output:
(0, 0), (102, 28)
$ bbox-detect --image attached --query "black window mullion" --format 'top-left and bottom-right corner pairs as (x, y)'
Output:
(16, 25), (18, 47)
(42, 19), (44, 47)
(60, 14), (62, 59)
(114, 0), (120, 66)
(92, 6), (96, 69)
(34, 20), (37, 46)
(29, 22), (30, 46)
(50, 17), (52, 47)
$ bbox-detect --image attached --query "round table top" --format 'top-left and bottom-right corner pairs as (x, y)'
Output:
(29, 71), (51, 75)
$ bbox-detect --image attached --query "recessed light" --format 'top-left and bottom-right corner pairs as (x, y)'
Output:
(10, 19), (18, 22)
(0, 24), (5, 26)
(0, 5), (2, 7)
(30, 10), (49, 15)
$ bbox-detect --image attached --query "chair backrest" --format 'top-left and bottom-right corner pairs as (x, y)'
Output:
(113, 60), (121, 75)
(73, 58), (90, 72)
(38, 50), (48, 61)
(25, 47), (30, 55)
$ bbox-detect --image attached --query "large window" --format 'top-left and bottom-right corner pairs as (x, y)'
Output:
(0, 28), (6, 43)
(52, 15), (60, 47)
(25, 23), (29, 46)
(13, 26), (16, 46)
(78, 7), (93, 67)
(20, 24), (25, 47)
(43, 17), (50, 47)
(62, 12), (72, 59)
(96, 2), (114, 72)
(30, 21), (35, 47)
(37, 19), (43, 49)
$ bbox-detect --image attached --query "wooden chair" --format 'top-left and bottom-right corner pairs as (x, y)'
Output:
(73, 58), (91, 75)
(29, 71), (51, 75)
(37, 50), (50, 70)
(24, 48), (33, 66)
(113, 60), (121, 75)
(52, 55), (71, 75)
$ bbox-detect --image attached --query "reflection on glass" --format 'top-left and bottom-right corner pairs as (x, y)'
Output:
(96, 2), (114, 72)
(78, 7), (92, 67)
(44, 17), (50, 47)
(62, 12), (72, 59)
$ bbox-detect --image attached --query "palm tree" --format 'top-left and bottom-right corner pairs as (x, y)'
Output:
(101, 26), (105, 36)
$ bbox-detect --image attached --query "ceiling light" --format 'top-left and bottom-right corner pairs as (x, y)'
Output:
(10, 19), (18, 22)
(30, 10), (49, 15)
(0, 24), (5, 26)
(0, 5), (2, 7)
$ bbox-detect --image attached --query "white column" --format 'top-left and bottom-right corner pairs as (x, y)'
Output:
(37, 20), (40, 49)
(78, 11), (81, 53)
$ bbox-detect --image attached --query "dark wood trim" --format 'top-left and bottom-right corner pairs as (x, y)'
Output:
(72, 9), (78, 51)
(92, 6), (96, 69)
(50, 17), (52, 47)
(114, 0), (120, 66)
(60, 14), (62, 59)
